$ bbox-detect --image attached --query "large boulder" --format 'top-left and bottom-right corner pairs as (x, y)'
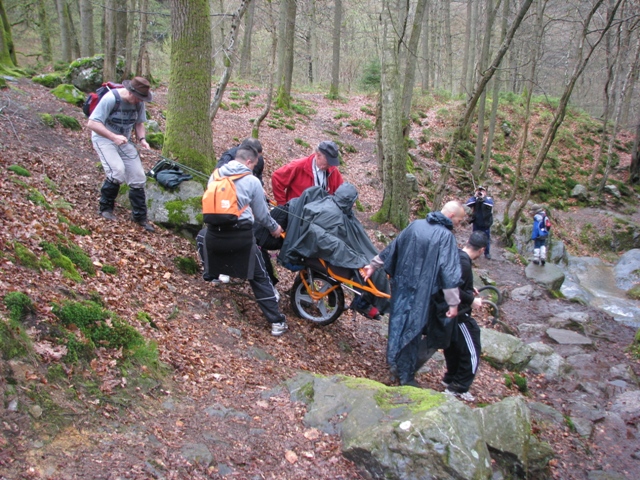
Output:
(65, 55), (125, 92)
(613, 249), (640, 291)
(481, 328), (534, 369)
(525, 342), (572, 380)
(475, 397), (554, 477)
(571, 184), (589, 201)
(525, 262), (565, 291)
(116, 180), (205, 236)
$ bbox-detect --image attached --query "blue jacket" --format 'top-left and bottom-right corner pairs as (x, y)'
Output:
(531, 212), (549, 239)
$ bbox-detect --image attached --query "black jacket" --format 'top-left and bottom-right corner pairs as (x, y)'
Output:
(457, 250), (475, 317)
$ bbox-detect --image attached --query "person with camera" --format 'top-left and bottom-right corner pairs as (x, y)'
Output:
(465, 186), (494, 260)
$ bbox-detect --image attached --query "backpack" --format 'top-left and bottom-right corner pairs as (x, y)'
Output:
(539, 214), (551, 234)
(202, 169), (251, 226)
(82, 82), (123, 117)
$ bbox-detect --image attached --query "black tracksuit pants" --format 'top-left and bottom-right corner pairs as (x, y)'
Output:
(443, 314), (481, 393)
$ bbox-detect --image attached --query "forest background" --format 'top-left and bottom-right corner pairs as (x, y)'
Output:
(2, 0), (640, 231)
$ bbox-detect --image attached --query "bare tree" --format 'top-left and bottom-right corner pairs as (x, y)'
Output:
(55, 0), (72, 62)
(36, 0), (52, 63)
(0, 0), (16, 68)
(504, 0), (624, 240)
(433, 0), (534, 209)
(135, 0), (151, 78)
(210, 0), (250, 121)
(275, 0), (297, 109)
(103, 0), (117, 80)
(239, 0), (256, 78)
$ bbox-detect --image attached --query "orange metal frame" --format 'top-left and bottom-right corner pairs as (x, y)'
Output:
(299, 258), (391, 301)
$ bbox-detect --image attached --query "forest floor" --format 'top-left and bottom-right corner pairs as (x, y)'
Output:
(0, 77), (638, 479)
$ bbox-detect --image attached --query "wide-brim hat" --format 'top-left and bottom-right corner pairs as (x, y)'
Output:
(477, 185), (486, 191)
(318, 140), (340, 167)
(123, 77), (153, 102)
(530, 203), (543, 213)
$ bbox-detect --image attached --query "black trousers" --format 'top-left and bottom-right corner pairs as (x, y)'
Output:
(443, 315), (481, 393)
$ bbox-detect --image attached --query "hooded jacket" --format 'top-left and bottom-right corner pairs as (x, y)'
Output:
(379, 211), (462, 371)
(271, 153), (344, 205)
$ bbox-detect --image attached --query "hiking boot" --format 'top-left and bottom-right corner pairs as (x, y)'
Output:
(134, 218), (155, 232)
(101, 210), (117, 221)
(271, 321), (288, 336)
(441, 380), (451, 388)
(532, 258), (540, 265)
(457, 391), (475, 402)
(401, 379), (421, 388)
(541, 259), (546, 266)
(485, 254), (492, 260)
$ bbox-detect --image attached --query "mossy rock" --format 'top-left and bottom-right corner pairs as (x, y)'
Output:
(32, 73), (64, 88)
(0, 77), (7, 89)
(51, 84), (85, 107)
(53, 114), (82, 131)
(146, 132), (164, 149)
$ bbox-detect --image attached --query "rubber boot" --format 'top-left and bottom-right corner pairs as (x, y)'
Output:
(533, 248), (540, 265)
(129, 187), (155, 232)
(99, 179), (120, 220)
(540, 245), (547, 266)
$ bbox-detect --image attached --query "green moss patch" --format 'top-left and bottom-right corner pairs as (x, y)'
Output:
(0, 317), (32, 360)
(13, 242), (40, 270)
(146, 132), (164, 149)
(101, 264), (118, 275)
(341, 376), (444, 413)
(4, 291), (35, 323)
(8, 164), (31, 177)
(174, 256), (199, 275)
(39, 242), (82, 282)
(51, 84), (85, 107)
(32, 73), (63, 88)
(626, 284), (640, 300)
(53, 114), (81, 131)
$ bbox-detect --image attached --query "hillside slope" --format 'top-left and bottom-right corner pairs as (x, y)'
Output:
(0, 78), (638, 479)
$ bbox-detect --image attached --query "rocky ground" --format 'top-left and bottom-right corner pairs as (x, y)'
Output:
(0, 77), (638, 479)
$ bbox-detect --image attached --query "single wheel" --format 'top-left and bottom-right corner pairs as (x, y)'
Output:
(290, 270), (344, 325)
(478, 285), (503, 305)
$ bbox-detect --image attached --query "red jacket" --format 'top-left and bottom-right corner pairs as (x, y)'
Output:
(271, 153), (344, 205)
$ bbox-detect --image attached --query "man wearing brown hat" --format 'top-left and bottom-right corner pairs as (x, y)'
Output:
(87, 76), (155, 232)
(271, 140), (344, 205)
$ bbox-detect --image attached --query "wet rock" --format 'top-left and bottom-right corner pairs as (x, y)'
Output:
(525, 342), (571, 380)
(613, 249), (640, 291)
(525, 263), (565, 291)
(142, 180), (205, 235)
(609, 364), (637, 383)
(604, 380), (629, 398)
(217, 463), (234, 476)
(588, 470), (628, 480)
(554, 310), (590, 324)
(610, 390), (640, 423)
(517, 323), (547, 335)
(546, 328), (592, 345)
(181, 442), (213, 467)
(7, 399), (18, 411)
(549, 238), (567, 264)
(570, 416), (593, 438)
(528, 402), (565, 425)
(567, 399), (606, 423)
(481, 328), (534, 368)
(248, 347), (275, 361)
(510, 285), (535, 301)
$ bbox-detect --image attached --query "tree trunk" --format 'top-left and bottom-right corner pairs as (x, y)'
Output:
(402, 0), (428, 122)
(103, 0), (117, 80)
(36, 0), (53, 63)
(115, 0), (127, 59)
(482, 0), (509, 177)
(466, 0), (479, 96)
(66, 0), (81, 59)
(210, 0), (250, 121)
(0, 0), (16, 69)
(135, 0), (151, 77)
(79, 0), (94, 57)
(598, 32), (640, 194)
(433, 0), (534, 209)
(123, 0), (136, 79)
(55, 0), (72, 62)
(328, 0), (342, 99)
(630, 119), (640, 183)
(472, 0), (499, 178)
(164, 0), (215, 172)
(460, 0), (473, 96)
(443, 0), (453, 93)
(505, 0), (623, 241)
(421, 0), (430, 92)
(504, 0), (546, 220)
(239, 0), (255, 78)
(373, 0), (409, 229)
(587, 17), (619, 187)
(275, 0), (297, 110)
(253, 3), (278, 139)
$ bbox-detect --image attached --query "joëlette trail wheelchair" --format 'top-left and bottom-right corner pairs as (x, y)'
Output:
(288, 259), (502, 328)
(287, 258), (390, 326)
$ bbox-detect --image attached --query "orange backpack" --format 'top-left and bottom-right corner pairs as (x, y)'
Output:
(202, 169), (251, 226)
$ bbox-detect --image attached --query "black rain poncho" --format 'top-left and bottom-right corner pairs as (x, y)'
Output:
(379, 211), (461, 376)
(278, 184), (390, 312)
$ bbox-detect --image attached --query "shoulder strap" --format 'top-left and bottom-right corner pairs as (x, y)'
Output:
(110, 89), (121, 116)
